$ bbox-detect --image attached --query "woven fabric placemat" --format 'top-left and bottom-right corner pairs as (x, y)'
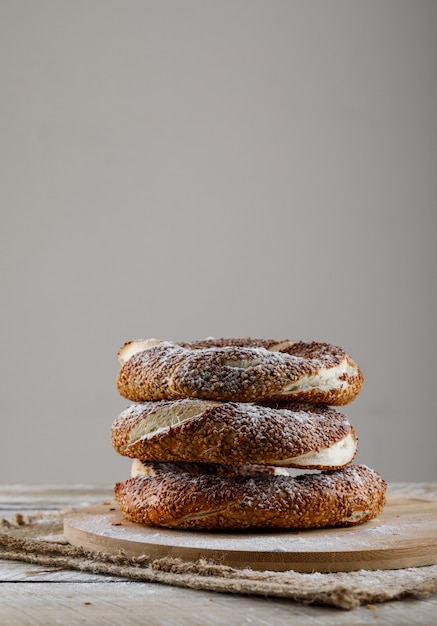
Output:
(1, 510), (437, 610)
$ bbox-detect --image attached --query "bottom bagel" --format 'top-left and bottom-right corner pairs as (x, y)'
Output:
(114, 462), (386, 531)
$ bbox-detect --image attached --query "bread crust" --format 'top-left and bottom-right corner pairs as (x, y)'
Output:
(114, 463), (386, 531)
(116, 338), (363, 405)
(111, 399), (358, 469)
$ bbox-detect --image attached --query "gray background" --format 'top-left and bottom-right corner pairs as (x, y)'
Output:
(1, 1), (436, 484)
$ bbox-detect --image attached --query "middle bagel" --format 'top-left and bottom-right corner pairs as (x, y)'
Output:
(112, 399), (358, 469)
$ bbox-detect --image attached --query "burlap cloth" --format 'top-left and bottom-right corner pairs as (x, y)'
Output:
(1, 510), (437, 610)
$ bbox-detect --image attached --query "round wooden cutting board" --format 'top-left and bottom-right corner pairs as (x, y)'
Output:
(64, 493), (437, 573)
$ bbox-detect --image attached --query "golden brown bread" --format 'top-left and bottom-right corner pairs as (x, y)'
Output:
(116, 338), (363, 405)
(114, 462), (386, 531)
(111, 399), (358, 469)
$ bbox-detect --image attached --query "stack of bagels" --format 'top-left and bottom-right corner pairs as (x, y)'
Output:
(112, 338), (386, 531)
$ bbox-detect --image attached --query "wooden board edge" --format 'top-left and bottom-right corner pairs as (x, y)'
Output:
(63, 498), (437, 574)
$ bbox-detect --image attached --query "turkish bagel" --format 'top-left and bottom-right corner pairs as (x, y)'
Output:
(111, 399), (358, 469)
(114, 462), (386, 531)
(116, 337), (363, 404)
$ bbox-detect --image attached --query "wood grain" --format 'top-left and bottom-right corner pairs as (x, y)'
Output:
(64, 493), (437, 573)
(2, 580), (436, 626)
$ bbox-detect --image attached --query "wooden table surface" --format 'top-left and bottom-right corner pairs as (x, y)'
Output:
(1, 483), (437, 626)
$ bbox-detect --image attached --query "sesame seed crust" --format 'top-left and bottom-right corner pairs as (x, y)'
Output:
(114, 463), (386, 531)
(111, 399), (358, 469)
(116, 338), (364, 405)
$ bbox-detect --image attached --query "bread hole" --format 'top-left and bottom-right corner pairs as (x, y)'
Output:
(224, 358), (262, 369)
(128, 400), (218, 443)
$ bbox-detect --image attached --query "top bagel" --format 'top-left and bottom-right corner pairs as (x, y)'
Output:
(116, 337), (363, 405)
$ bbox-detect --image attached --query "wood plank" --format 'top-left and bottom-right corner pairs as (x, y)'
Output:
(1, 581), (436, 626)
(0, 484), (113, 510)
(0, 559), (126, 582)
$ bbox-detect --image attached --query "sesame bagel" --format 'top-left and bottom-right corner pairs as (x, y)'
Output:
(111, 399), (358, 469)
(116, 338), (363, 405)
(114, 462), (386, 531)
